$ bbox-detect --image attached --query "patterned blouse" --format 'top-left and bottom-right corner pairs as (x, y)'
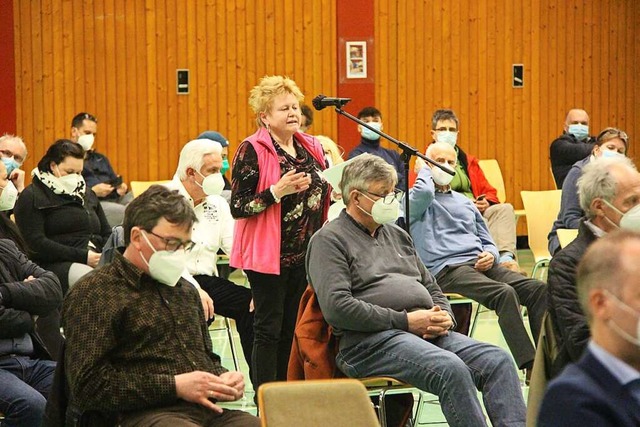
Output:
(231, 135), (329, 268)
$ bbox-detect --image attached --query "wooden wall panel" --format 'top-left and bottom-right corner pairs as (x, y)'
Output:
(374, 0), (640, 219)
(14, 0), (338, 182)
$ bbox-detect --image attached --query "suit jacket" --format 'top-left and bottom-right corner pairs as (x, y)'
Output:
(538, 348), (640, 427)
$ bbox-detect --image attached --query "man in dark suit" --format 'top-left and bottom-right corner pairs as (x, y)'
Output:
(539, 230), (640, 427)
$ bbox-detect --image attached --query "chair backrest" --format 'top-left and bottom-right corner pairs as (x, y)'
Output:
(258, 379), (379, 427)
(557, 228), (579, 249)
(130, 180), (170, 198)
(520, 190), (562, 263)
(478, 159), (506, 203)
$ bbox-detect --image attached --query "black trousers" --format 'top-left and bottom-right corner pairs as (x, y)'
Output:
(245, 265), (307, 392)
(194, 275), (254, 374)
(436, 263), (547, 369)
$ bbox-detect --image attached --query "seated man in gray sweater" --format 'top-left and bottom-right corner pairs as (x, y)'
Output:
(406, 142), (546, 376)
(307, 154), (526, 427)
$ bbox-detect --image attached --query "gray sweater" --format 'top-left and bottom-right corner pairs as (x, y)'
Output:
(306, 210), (453, 351)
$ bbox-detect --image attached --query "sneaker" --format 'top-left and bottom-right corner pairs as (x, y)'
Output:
(500, 260), (527, 276)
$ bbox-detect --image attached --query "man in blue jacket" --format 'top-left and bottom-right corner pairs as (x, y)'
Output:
(539, 230), (640, 426)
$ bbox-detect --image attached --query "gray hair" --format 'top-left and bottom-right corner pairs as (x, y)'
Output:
(578, 157), (637, 219)
(425, 142), (457, 163)
(175, 139), (222, 180)
(0, 134), (28, 161)
(431, 109), (459, 130)
(340, 154), (397, 205)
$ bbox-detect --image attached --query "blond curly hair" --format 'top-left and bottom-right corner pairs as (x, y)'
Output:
(248, 75), (304, 128)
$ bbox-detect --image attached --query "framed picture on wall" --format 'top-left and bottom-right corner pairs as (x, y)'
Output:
(346, 41), (367, 79)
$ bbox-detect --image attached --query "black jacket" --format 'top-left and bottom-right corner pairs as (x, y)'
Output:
(14, 177), (111, 293)
(550, 133), (595, 188)
(546, 220), (597, 378)
(0, 238), (62, 359)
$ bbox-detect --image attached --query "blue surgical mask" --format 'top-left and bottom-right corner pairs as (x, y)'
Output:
(601, 150), (623, 159)
(568, 124), (589, 141)
(1, 157), (19, 176)
(361, 122), (382, 140)
(221, 158), (230, 175)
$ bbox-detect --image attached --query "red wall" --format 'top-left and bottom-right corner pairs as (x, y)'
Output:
(0, 0), (16, 134)
(336, 0), (375, 156)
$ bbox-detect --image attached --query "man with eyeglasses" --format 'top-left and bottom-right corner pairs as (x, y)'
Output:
(62, 185), (259, 426)
(308, 153), (527, 427)
(550, 108), (596, 188)
(165, 138), (254, 381)
(406, 142), (546, 381)
(422, 109), (524, 274)
(0, 133), (28, 192)
(70, 112), (133, 227)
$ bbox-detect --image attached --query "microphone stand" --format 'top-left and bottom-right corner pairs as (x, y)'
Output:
(333, 106), (454, 234)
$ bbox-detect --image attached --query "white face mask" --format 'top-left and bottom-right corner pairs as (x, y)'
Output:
(0, 180), (18, 211)
(77, 134), (95, 151)
(139, 231), (187, 287)
(602, 200), (640, 231)
(357, 191), (400, 225)
(605, 290), (640, 347)
(54, 165), (85, 194)
(436, 131), (458, 147)
(195, 170), (225, 196)
(431, 163), (455, 186)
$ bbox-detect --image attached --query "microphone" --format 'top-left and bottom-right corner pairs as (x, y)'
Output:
(312, 95), (352, 111)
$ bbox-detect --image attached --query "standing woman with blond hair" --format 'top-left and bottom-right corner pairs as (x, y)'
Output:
(230, 76), (330, 392)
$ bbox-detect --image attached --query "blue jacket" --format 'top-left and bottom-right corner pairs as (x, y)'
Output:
(404, 167), (499, 276)
(539, 348), (640, 427)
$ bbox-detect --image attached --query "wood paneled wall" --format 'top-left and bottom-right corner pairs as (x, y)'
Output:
(14, 0), (337, 181)
(375, 0), (639, 209)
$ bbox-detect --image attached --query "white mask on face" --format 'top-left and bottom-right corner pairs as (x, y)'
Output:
(357, 191), (400, 225)
(602, 200), (640, 232)
(0, 180), (18, 211)
(431, 163), (455, 186)
(54, 165), (85, 194)
(604, 290), (640, 347)
(436, 131), (458, 147)
(195, 170), (225, 196)
(77, 134), (95, 151)
(139, 231), (187, 287)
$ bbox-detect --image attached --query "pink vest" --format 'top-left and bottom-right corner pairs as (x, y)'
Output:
(230, 127), (329, 275)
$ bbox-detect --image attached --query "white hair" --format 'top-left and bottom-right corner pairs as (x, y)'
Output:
(175, 139), (222, 180)
(0, 133), (28, 160)
(578, 156), (637, 218)
(425, 142), (456, 162)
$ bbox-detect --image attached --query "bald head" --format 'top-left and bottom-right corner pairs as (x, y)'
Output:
(564, 109), (589, 131)
(426, 142), (457, 166)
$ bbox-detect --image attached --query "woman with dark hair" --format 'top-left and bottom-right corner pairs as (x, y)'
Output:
(14, 139), (111, 294)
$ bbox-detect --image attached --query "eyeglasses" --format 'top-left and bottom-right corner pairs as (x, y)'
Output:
(0, 149), (24, 164)
(434, 127), (458, 132)
(597, 127), (628, 144)
(145, 230), (195, 252)
(362, 189), (404, 205)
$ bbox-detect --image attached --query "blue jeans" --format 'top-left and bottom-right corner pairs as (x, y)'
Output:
(0, 356), (56, 427)
(336, 330), (526, 427)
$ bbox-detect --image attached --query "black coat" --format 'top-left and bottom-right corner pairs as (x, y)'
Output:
(546, 220), (597, 378)
(14, 177), (111, 293)
(550, 133), (595, 188)
(0, 238), (62, 359)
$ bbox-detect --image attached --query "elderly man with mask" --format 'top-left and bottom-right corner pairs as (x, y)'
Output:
(425, 109), (522, 273)
(308, 153), (527, 427)
(165, 139), (254, 376)
(550, 108), (596, 188)
(539, 230), (640, 426)
(197, 131), (232, 204)
(406, 142), (546, 377)
(546, 156), (640, 378)
(0, 133), (28, 193)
